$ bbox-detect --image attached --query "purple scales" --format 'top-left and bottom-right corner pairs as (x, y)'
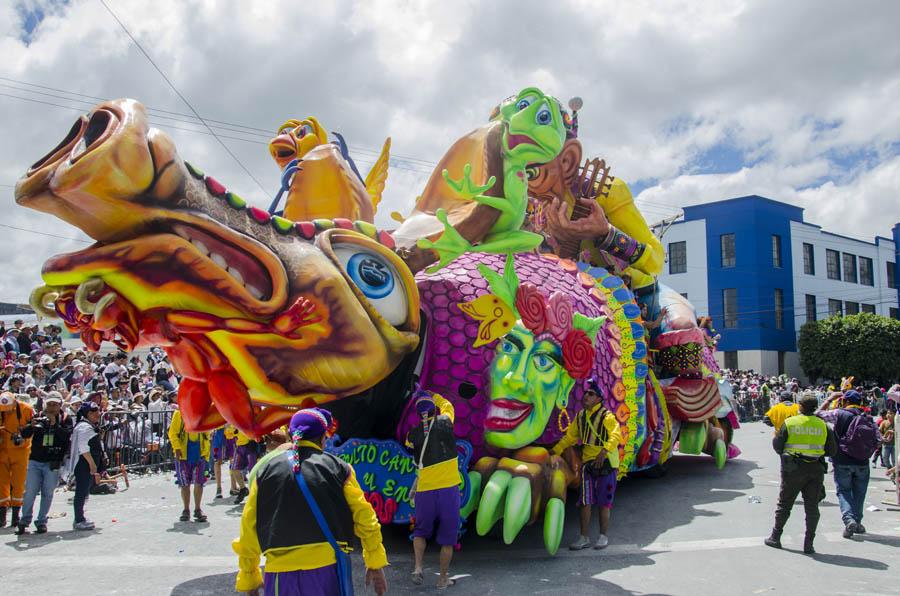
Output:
(413, 252), (651, 464)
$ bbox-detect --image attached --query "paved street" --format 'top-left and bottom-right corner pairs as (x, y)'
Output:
(4, 422), (898, 596)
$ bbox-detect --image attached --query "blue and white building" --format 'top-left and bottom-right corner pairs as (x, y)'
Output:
(656, 195), (899, 379)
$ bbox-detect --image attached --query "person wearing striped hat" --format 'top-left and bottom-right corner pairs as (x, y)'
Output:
(233, 407), (388, 596)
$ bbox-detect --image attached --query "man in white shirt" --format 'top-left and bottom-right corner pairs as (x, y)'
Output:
(102, 353), (128, 388)
(147, 389), (166, 436)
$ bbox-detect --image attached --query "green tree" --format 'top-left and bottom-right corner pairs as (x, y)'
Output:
(799, 313), (900, 386)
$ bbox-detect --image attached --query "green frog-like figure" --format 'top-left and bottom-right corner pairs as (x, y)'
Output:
(418, 87), (567, 271)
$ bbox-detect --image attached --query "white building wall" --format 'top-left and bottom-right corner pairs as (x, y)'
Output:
(790, 221), (897, 333)
(657, 219), (709, 315)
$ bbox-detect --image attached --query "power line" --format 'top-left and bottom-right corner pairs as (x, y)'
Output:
(0, 91), (442, 179)
(97, 0), (271, 198)
(0, 75), (443, 171)
(0, 75), (279, 134)
(0, 222), (90, 243)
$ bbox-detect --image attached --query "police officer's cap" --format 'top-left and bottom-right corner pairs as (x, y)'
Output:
(798, 392), (818, 410)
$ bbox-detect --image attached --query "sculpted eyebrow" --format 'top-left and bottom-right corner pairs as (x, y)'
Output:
(507, 335), (526, 350)
(542, 351), (564, 366)
(535, 343), (563, 366)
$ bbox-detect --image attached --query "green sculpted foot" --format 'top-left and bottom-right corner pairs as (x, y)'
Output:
(475, 229), (545, 255)
(417, 208), (474, 273)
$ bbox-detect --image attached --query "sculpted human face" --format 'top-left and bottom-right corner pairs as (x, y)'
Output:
(485, 324), (575, 449)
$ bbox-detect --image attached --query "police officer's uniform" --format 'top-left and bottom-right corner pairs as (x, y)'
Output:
(766, 399), (837, 554)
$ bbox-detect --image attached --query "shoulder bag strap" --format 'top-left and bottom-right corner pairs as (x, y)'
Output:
(294, 454), (353, 596)
(418, 421), (433, 471)
(583, 407), (609, 445)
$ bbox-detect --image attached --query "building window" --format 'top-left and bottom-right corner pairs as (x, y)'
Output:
(888, 262), (896, 289)
(720, 234), (736, 268)
(668, 241), (687, 274)
(828, 299), (843, 317)
(859, 257), (874, 286)
(724, 351), (738, 369)
(842, 253), (857, 283)
(774, 288), (784, 329)
(826, 249), (841, 280)
(723, 288), (737, 328)
(802, 243), (815, 275)
(845, 301), (859, 315)
(805, 294), (817, 323)
(892, 307), (899, 320)
(861, 303), (875, 314)
(771, 235), (782, 268)
(777, 351), (785, 375)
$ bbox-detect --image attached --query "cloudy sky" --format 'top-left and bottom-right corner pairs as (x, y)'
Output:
(1, 0), (899, 303)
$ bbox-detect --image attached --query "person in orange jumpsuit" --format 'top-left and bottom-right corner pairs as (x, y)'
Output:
(0, 391), (34, 527)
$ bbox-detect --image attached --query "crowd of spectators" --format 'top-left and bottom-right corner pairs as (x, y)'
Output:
(724, 368), (896, 425)
(2, 319), (179, 416)
(2, 319), (183, 474)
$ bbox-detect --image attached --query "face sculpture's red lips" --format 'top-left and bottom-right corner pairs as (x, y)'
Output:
(485, 398), (533, 431)
(506, 133), (537, 150)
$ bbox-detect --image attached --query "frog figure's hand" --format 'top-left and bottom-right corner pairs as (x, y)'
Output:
(416, 208), (474, 273)
(443, 163), (496, 201)
(473, 448), (573, 555)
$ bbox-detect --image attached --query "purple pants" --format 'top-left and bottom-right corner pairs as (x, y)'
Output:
(580, 464), (617, 508)
(214, 437), (235, 463)
(232, 444), (258, 472)
(174, 460), (206, 487)
(263, 564), (341, 596)
(413, 486), (460, 546)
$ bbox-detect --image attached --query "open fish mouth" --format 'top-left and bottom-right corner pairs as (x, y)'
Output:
(41, 213), (290, 319)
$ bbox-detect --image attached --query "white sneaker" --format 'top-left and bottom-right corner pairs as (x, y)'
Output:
(73, 520), (95, 531)
(594, 534), (609, 549)
(569, 535), (592, 550)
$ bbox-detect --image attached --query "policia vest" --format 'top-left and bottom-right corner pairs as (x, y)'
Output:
(783, 415), (827, 459)
(255, 447), (355, 552)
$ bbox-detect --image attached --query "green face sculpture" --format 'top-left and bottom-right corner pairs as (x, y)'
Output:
(485, 323), (576, 449)
(497, 87), (567, 165)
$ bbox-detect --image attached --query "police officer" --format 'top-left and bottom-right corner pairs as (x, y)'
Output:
(765, 392), (837, 554)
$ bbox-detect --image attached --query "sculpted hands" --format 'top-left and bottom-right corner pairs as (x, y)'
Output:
(543, 198), (610, 244)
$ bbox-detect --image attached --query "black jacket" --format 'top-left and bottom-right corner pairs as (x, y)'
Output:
(406, 415), (457, 468)
(22, 413), (73, 464)
(255, 447), (355, 552)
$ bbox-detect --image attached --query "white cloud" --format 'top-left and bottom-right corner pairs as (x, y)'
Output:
(1, 0), (898, 303)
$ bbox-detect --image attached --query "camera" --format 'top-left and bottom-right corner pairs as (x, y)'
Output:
(11, 433), (24, 447)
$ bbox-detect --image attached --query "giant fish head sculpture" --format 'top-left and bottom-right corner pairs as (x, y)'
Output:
(16, 99), (420, 438)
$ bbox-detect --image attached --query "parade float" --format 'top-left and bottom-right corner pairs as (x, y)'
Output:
(15, 88), (738, 554)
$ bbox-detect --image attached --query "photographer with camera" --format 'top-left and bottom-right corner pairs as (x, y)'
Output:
(551, 379), (622, 551)
(0, 391), (34, 528)
(16, 391), (72, 534)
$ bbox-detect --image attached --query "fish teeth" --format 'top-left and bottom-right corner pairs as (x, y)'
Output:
(191, 239), (209, 255)
(227, 266), (244, 285)
(210, 252), (227, 268)
(246, 284), (263, 299)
